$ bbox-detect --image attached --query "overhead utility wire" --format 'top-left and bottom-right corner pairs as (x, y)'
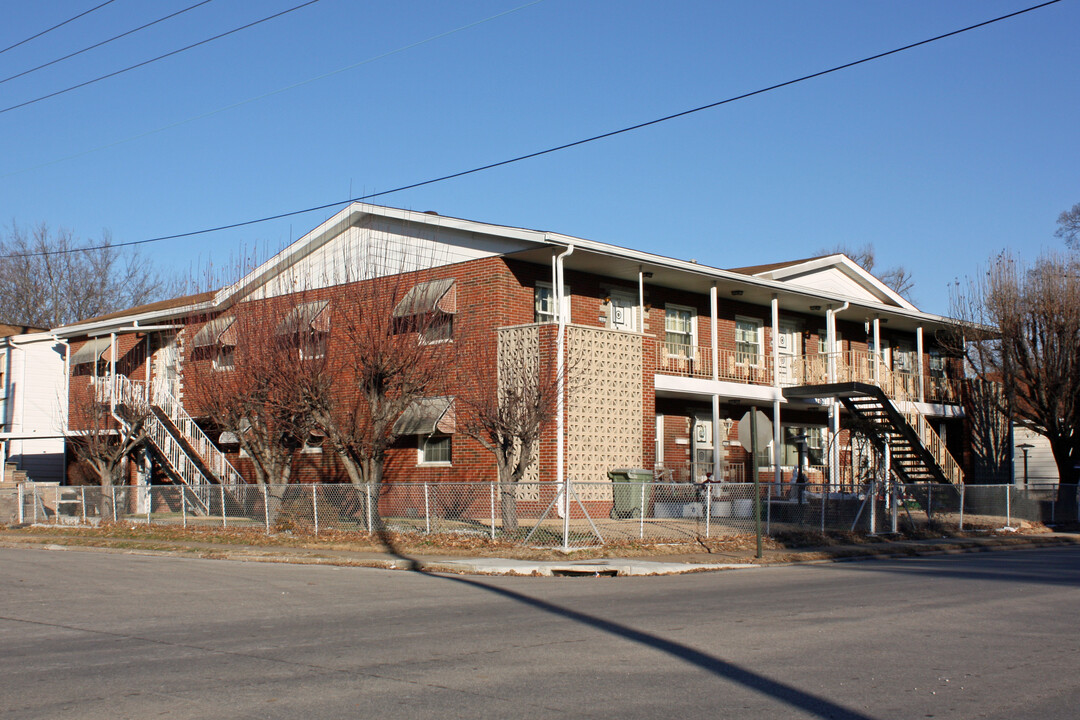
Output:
(1, 0), (1063, 259)
(0, 0), (324, 116)
(0, 0), (118, 56)
(1, 0), (547, 179)
(0, 0), (216, 87)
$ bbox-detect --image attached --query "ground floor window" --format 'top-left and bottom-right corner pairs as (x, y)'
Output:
(779, 426), (825, 466)
(419, 434), (452, 465)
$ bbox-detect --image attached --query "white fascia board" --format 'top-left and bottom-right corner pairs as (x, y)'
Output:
(218, 203), (552, 306)
(53, 299), (216, 338)
(539, 235), (948, 327)
(654, 374), (784, 403)
(762, 254), (917, 311)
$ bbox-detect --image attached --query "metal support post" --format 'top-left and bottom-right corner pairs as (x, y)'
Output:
(750, 405), (762, 559)
(639, 482), (645, 540)
(17, 483), (24, 524)
(705, 484), (711, 539)
(181, 488), (187, 529)
(959, 484), (965, 531)
(424, 483), (430, 534)
(81, 486), (87, 524)
(313, 484), (319, 535)
(221, 485), (227, 528)
(1005, 484), (1011, 527)
(365, 484), (373, 533)
(869, 479), (877, 535)
(890, 477), (898, 534)
(562, 480), (571, 553)
(490, 482), (496, 540)
(112, 487), (118, 522)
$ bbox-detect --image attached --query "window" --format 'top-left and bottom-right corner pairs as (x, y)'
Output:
(894, 342), (916, 372)
(928, 348), (946, 378)
(213, 344), (235, 371)
(779, 426), (825, 466)
(419, 434), (452, 465)
(664, 305), (695, 357)
(535, 282), (557, 324)
(299, 332), (328, 360)
(420, 314), (453, 344)
(735, 317), (763, 365)
(817, 329), (842, 354)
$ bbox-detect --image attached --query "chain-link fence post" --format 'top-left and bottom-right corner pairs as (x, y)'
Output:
(365, 483), (372, 533)
(1006, 484), (1011, 527)
(959, 483), (965, 531)
(220, 485), (227, 528)
(80, 486), (87, 524)
(55, 485), (60, 525)
(112, 487), (118, 522)
(181, 487), (187, 528)
(312, 484), (319, 536)
(424, 483), (430, 535)
(639, 482), (646, 540)
(705, 484), (711, 539)
(146, 488), (152, 526)
(562, 479), (571, 553)
(890, 477), (898, 534)
(820, 483), (826, 533)
(489, 482), (496, 540)
(17, 483), (24, 524)
(259, 485), (268, 534)
(869, 477), (877, 535)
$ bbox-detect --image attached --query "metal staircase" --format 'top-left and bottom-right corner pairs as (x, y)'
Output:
(110, 374), (244, 514)
(783, 382), (963, 485)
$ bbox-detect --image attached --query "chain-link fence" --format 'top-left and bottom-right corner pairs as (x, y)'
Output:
(7, 481), (1076, 548)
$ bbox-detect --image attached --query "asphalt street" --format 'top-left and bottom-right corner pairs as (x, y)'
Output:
(1, 545), (1077, 719)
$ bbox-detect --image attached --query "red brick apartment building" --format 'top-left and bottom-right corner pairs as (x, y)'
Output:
(55, 203), (967, 503)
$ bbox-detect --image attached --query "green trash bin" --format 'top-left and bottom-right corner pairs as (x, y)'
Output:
(608, 468), (654, 519)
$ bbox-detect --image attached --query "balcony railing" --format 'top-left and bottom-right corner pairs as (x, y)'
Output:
(656, 344), (960, 404)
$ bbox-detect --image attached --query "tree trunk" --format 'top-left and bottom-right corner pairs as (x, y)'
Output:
(500, 482), (519, 534)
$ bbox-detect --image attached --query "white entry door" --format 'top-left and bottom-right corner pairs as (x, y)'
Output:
(609, 291), (637, 332)
(157, 334), (181, 398)
(776, 320), (800, 385)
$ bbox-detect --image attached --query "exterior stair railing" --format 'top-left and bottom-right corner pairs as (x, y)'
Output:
(149, 377), (244, 485)
(902, 407), (963, 485)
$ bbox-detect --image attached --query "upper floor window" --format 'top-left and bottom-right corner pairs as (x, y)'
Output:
(664, 305), (696, 357)
(394, 279), (456, 344)
(817, 329), (842, 354)
(735, 317), (763, 365)
(276, 301), (331, 360)
(928, 348), (946, 377)
(894, 342), (917, 373)
(419, 434), (452, 465)
(535, 281), (571, 324)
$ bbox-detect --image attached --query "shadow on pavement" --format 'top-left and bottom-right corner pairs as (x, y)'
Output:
(373, 529), (878, 720)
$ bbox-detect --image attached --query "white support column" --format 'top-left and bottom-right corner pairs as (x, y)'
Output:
(638, 266), (645, 332)
(873, 316), (881, 385)
(109, 332), (117, 411)
(916, 326), (925, 403)
(826, 306), (836, 384)
(771, 294), (780, 388)
(710, 283), (719, 381)
(772, 398), (782, 487)
(712, 394), (721, 480)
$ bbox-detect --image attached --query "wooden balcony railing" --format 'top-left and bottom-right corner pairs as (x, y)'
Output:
(656, 344), (961, 404)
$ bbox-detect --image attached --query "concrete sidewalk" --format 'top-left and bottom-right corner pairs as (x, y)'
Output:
(3, 527), (1078, 576)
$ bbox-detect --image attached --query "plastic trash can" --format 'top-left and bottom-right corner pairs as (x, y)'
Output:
(608, 468), (654, 519)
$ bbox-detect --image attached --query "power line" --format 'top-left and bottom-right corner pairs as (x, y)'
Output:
(0, 0), (118, 56)
(0, 0), (325, 116)
(0, 0), (1064, 259)
(0, 0), (547, 180)
(0, 0), (217, 87)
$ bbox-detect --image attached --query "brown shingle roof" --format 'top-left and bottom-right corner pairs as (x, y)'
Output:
(69, 290), (217, 326)
(726, 254), (838, 276)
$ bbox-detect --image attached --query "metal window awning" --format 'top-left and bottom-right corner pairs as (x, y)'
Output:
(192, 316), (237, 348)
(392, 279), (456, 317)
(69, 337), (112, 365)
(275, 300), (330, 336)
(392, 396), (455, 435)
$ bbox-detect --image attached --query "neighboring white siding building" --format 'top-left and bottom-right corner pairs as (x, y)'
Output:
(1, 332), (67, 483)
(1013, 425), (1059, 486)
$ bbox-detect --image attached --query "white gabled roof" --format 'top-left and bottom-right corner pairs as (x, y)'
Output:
(739, 254), (918, 311)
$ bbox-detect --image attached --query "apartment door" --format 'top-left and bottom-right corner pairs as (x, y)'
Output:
(609, 291), (637, 332)
(156, 333), (181, 398)
(776, 320), (800, 385)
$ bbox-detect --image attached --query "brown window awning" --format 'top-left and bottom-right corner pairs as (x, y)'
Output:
(392, 279), (456, 318)
(275, 300), (330, 336)
(69, 337), (112, 365)
(392, 396), (455, 435)
(192, 316), (237, 348)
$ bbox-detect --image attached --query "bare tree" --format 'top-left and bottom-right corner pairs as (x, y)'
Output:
(458, 329), (563, 532)
(950, 250), (1080, 517)
(820, 243), (914, 297)
(0, 222), (179, 327)
(302, 261), (452, 520)
(1056, 201), (1080, 249)
(186, 295), (317, 516)
(961, 377), (1012, 483)
(67, 375), (150, 516)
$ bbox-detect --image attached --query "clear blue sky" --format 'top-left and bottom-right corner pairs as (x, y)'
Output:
(1, 0), (1077, 315)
